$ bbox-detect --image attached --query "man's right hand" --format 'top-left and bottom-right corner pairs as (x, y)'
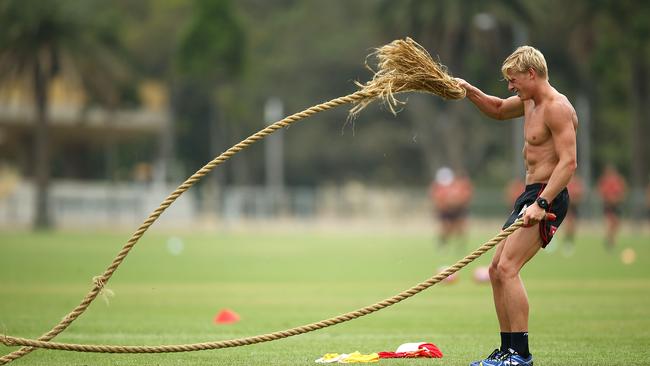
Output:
(454, 78), (471, 99)
(454, 77), (470, 90)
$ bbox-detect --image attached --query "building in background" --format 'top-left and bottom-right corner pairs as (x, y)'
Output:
(0, 77), (176, 228)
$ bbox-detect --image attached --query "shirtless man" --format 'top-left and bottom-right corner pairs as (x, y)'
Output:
(455, 46), (578, 366)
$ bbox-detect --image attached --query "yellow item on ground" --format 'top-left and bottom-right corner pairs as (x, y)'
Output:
(339, 351), (380, 363)
(315, 351), (379, 363)
(315, 353), (345, 363)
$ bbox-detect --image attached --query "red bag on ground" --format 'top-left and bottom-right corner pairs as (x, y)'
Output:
(378, 342), (443, 358)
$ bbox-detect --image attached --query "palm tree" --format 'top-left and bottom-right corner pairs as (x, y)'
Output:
(0, 1), (124, 229)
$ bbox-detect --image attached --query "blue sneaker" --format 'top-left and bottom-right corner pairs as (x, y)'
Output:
(497, 348), (533, 366)
(469, 348), (506, 366)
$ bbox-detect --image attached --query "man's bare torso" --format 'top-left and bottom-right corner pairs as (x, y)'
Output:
(522, 91), (578, 185)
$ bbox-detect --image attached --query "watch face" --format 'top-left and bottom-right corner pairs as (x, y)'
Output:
(537, 198), (549, 210)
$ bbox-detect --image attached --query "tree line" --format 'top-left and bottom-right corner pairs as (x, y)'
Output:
(1, 0), (648, 228)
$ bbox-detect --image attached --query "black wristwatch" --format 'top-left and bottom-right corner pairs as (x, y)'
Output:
(536, 197), (549, 211)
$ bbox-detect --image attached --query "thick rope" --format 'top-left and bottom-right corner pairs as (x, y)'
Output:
(0, 90), (371, 365)
(0, 37), (467, 363)
(0, 219), (523, 353)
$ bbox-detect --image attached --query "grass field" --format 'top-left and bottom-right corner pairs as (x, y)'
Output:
(1, 223), (649, 365)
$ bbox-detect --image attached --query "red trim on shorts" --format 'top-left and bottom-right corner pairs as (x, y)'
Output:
(536, 184), (549, 245)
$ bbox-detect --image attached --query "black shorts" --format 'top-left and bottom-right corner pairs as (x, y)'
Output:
(438, 207), (467, 222)
(604, 203), (621, 216)
(502, 183), (570, 248)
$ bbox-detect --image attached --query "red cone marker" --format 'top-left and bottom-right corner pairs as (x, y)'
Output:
(213, 309), (240, 324)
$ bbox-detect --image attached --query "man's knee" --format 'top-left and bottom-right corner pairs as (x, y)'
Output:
(489, 262), (506, 284)
(492, 260), (519, 281)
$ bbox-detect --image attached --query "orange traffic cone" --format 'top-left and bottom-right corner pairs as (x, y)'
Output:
(213, 309), (240, 324)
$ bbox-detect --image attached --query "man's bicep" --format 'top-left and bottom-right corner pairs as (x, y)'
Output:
(498, 96), (524, 120)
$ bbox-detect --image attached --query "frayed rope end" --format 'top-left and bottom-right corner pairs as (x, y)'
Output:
(349, 37), (465, 118)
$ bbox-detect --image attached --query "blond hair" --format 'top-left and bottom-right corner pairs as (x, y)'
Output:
(501, 46), (548, 79)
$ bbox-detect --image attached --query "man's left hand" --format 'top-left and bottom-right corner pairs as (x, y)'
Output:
(523, 203), (547, 227)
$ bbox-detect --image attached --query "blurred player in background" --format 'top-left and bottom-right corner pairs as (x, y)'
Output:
(597, 165), (627, 250)
(450, 171), (473, 250)
(429, 167), (473, 251)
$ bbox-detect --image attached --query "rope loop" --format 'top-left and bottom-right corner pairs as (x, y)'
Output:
(0, 219), (524, 354)
(92, 276), (115, 306)
(1, 38), (470, 364)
